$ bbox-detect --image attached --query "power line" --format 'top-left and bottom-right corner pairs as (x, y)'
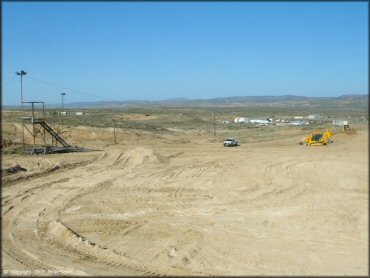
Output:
(2, 75), (17, 88)
(27, 75), (116, 101)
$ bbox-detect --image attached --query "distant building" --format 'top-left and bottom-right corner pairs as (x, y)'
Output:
(75, 112), (86, 115)
(307, 114), (318, 120)
(234, 117), (248, 123)
(250, 119), (269, 125)
(234, 117), (274, 125)
(291, 121), (306, 126)
(333, 119), (348, 126)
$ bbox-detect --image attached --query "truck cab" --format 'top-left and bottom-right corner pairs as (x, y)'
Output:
(223, 138), (238, 147)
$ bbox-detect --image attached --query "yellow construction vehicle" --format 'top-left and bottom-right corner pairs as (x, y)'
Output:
(300, 128), (333, 146)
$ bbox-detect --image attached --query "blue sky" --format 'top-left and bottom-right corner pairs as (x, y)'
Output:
(2, 2), (368, 105)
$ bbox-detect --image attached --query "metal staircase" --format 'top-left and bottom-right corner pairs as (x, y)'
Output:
(32, 118), (72, 147)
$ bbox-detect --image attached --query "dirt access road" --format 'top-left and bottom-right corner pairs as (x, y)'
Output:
(1, 129), (368, 276)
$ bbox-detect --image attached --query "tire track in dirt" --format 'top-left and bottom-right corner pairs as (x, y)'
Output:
(2, 137), (368, 276)
(55, 156), (227, 275)
(1, 150), (150, 274)
(2, 148), (198, 275)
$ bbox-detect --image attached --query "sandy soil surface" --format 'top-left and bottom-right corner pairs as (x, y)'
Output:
(1, 124), (368, 276)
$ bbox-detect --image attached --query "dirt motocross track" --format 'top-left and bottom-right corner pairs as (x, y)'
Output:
(1, 125), (368, 276)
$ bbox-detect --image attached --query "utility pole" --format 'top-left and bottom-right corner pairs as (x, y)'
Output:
(16, 70), (27, 108)
(213, 112), (216, 136)
(61, 92), (66, 125)
(113, 119), (117, 144)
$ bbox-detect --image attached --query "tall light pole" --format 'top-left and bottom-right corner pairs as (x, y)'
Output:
(61, 92), (66, 125)
(16, 70), (27, 108)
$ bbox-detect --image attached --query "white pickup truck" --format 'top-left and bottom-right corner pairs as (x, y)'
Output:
(223, 138), (238, 147)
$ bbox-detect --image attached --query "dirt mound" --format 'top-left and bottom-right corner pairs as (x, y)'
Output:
(116, 147), (159, 166)
(99, 148), (159, 167)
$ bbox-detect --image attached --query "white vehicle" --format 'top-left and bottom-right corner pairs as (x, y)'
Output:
(223, 138), (238, 147)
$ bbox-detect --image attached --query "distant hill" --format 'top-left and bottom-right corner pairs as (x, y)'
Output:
(4, 94), (368, 110)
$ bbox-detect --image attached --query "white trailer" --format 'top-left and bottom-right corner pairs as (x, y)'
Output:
(333, 119), (348, 126)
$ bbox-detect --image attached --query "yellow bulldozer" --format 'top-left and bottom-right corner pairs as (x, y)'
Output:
(300, 128), (333, 146)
